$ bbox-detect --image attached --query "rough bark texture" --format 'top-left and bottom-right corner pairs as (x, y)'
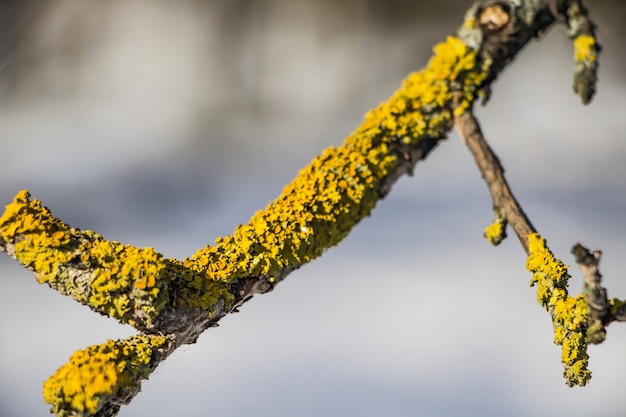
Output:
(0, 0), (620, 415)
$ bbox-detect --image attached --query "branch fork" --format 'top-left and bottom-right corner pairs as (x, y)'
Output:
(0, 0), (620, 415)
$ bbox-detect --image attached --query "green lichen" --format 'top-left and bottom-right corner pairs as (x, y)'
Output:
(0, 190), (171, 327)
(43, 335), (166, 417)
(526, 233), (590, 386)
(609, 297), (626, 317)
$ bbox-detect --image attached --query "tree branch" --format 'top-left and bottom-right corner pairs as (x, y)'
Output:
(571, 243), (626, 343)
(0, 0), (616, 415)
(454, 112), (535, 251)
(450, 0), (615, 388)
(454, 112), (590, 387)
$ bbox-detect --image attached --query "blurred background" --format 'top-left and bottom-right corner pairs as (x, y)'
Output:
(1, 0), (625, 416)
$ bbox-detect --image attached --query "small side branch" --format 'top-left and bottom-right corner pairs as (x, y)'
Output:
(453, 112), (535, 252)
(454, 111), (626, 350)
(454, 112), (593, 386)
(453, 112), (596, 386)
(571, 243), (626, 344)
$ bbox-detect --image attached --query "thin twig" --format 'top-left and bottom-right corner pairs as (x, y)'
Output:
(454, 111), (626, 346)
(453, 112), (535, 253)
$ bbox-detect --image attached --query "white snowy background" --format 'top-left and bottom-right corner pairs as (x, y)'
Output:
(1, 1), (625, 416)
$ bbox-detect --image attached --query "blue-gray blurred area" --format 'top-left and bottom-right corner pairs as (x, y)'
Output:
(1, 0), (625, 416)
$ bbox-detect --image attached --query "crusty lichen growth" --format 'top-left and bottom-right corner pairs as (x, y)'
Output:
(573, 34), (597, 63)
(484, 221), (505, 246)
(2, 35), (492, 417)
(570, 31), (599, 104)
(0, 190), (171, 328)
(526, 233), (590, 387)
(165, 258), (234, 314)
(608, 297), (626, 318)
(484, 209), (507, 246)
(43, 335), (166, 417)
(176, 36), (489, 309)
(0, 36), (490, 316)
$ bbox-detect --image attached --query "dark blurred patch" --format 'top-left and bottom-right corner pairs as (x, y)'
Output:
(0, 0), (45, 98)
(1, 0), (623, 106)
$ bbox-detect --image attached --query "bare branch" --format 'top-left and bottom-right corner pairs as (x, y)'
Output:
(453, 112), (535, 252)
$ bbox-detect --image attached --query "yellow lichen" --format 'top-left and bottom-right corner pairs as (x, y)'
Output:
(484, 210), (507, 246)
(0, 191), (171, 326)
(1, 37), (490, 317)
(175, 36), (489, 309)
(1, 36), (490, 314)
(526, 233), (590, 386)
(0, 190), (74, 276)
(43, 335), (166, 417)
(573, 34), (597, 63)
(484, 222), (504, 245)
